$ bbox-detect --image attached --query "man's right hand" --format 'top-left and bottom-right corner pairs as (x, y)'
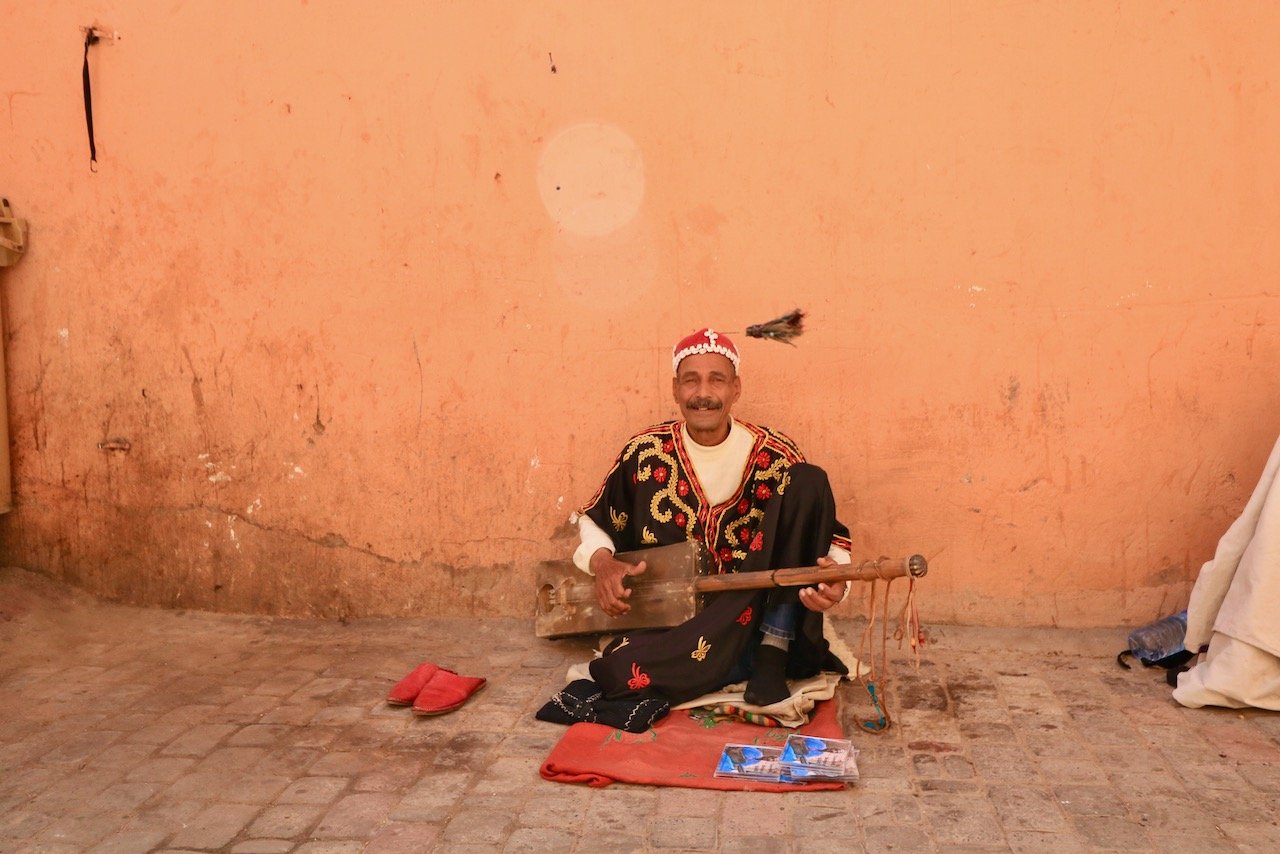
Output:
(590, 548), (648, 617)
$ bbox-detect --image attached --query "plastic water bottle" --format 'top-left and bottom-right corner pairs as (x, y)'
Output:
(1126, 610), (1188, 664)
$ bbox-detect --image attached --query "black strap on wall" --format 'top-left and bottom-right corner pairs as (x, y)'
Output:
(82, 28), (100, 171)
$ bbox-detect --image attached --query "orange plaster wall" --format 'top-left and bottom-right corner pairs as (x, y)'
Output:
(1, 2), (1277, 626)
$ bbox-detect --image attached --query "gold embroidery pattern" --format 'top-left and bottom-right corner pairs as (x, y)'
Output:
(723, 509), (765, 558)
(610, 507), (629, 532)
(614, 637), (630, 650)
(636, 436), (695, 530)
(642, 526), (657, 544)
(691, 636), (711, 662)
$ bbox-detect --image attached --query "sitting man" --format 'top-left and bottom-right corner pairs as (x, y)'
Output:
(572, 327), (854, 708)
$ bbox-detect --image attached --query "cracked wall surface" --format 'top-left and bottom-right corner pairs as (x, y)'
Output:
(1, 2), (1278, 625)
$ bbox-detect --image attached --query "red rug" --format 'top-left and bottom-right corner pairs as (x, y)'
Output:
(539, 699), (847, 791)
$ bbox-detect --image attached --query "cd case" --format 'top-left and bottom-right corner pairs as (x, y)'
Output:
(714, 743), (787, 781)
(714, 737), (859, 784)
(779, 734), (860, 782)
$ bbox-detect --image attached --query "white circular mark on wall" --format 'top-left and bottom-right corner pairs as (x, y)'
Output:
(538, 122), (645, 236)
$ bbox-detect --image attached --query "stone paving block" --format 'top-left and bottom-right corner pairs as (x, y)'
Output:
(87, 740), (157, 771)
(1172, 761), (1251, 791)
(1004, 829), (1092, 853)
(862, 825), (935, 853)
(514, 790), (591, 830)
(226, 725), (296, 748)
(128, 722), (191, 746)
(87, 781), (159, 812)
(161, 724), (237, 758)
(161, 768), (238, 800)
(792, 801), (859, 838)
(254, 747), (323, 776)
(1054, 784), (1130, 817)
(222, 694), (281, 718)
(439, 807), (516, 846)
(719, 835), (791, 853)
(362, 820), (442, 853)
(168, 803), (261, 850)
(154, 705), (221, 727)
(1071, 814), (1154, 850)
(221, 774), (295, 805)
(291, 727), (341, 749)
(649, 814), (718, 848)
(257, 704), (320, 726)
(290, 678), (353, 702)
(390, 771), (473, 822)
(41, 731), (122, 766)
(277, 776), (350, 805)
(312, 792), (397, 839)
(230, 840), (293, 853)
(471, 757), (542, 796)
(1192, 787), (1278, 824)
(292, 842), (365, 853)
(988, 784), (1068, 832)
(311, 706), (368, 726)
(1208, 819), (1280, 854)
(654, 786), (722, 818)
(247, 802), (325, 838)
(197, 746), (269, 773)
(1236, 760), (1280, 792)
(28, 769), (125, 814)
(1033, 753), (1108, 783)
(126, 755), (198, 783)
(36, 812), (128, 847)
(355, 757), (423, 792)
(432, 731), (500, 770)
(250, 670), (318, 697)
(86, 825), (172, 853)
(919, 793), (1004, 847)
(309, 751), (375, 777)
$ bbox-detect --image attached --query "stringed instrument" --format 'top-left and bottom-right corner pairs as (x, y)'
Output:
(535, 540), (927, 639)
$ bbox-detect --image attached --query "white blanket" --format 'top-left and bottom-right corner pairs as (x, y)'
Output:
(1174, 434), (1280, 710)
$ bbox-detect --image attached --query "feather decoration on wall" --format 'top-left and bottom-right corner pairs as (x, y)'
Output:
(742, 308), (806, 345)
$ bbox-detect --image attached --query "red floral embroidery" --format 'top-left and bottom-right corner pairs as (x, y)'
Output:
(755, 483), (772, 500)
(755, 451), (772, 468)
(678, 479), (690, 497)
(718, 547), (733, 564)
(737, 607), (753, 626)
(737, 499), (749, 515)
(674, 512), (687, 528)
(662, 439), (674, 453)
(627, 662), (651, 690)
(749, 531), (765, 551)
(654, 466), (669, 484)
(631, 472), (639, 485)
(738, 528), (750, 543)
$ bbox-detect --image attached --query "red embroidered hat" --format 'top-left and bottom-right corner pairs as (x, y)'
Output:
(672, 328), (740, 374)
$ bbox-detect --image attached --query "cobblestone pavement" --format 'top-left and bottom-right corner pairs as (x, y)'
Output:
(2, 567), (1279, 853)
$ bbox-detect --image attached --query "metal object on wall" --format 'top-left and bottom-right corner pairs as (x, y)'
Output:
(0, 197), (22, 513)
(0, 198), (26, 268)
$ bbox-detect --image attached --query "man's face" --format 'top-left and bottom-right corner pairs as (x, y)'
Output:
(672, 352), (741, 441)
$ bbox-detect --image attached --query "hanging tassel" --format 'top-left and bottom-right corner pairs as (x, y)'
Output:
(743, 308), (805, 345)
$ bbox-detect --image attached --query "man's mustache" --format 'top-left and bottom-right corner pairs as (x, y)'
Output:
(688, 398), (723, 411)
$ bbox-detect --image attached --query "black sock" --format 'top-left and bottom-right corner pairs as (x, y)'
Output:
(744, 644), (791, 706)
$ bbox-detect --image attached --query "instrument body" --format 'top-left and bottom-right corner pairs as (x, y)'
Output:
(536, 541), (708, 639)
(535, 541), (926, 639)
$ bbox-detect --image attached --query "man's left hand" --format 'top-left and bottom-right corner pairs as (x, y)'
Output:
(798, 557), (846, 612)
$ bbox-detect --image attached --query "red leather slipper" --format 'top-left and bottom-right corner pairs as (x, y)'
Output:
(412, 670), (487, 716)
(387, 662), (441, 706)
